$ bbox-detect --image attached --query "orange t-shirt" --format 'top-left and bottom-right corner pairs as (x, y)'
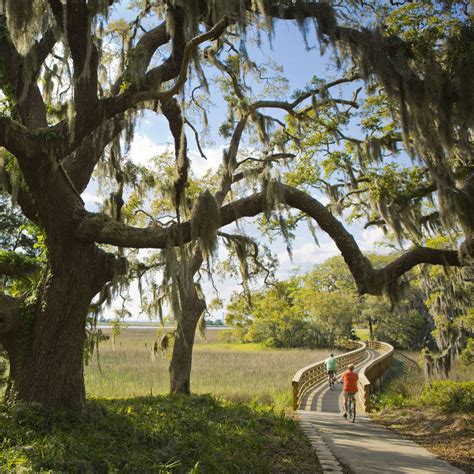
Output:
(341, 370), (358, 393)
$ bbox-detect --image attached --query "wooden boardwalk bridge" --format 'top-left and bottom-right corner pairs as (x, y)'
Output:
(292, 340), (392, 414)
(292, 341), (464, 473)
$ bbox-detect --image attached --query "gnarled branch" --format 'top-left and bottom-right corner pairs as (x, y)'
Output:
(75, 183), (462, 296)
(0, 117), (35, 158)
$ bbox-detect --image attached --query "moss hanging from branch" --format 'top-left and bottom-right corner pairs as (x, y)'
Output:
(190, 189), (221, 259)
(327, 184), (343, 216)
(284, 3), (474, 233)
(365, 137), (383, 164)
(221, 232), (262, 297)
(226, 234), (251, 283)
(4, 0), (48, 55)
(251, 112), (269, 144)
(161, 244), (182, 322)
(419, 261), (472, 378)
(261, 165), (284, 220)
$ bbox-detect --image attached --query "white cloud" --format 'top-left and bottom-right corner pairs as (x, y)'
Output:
(358, 226), (388, 253)
(127, 133), (225, 179)
(128, 133), (171, 166)
(189, 146), (225, 178)
(319, 195), (330, 206)
(81, 191), (100, 205)
(276, 239), (339, 278)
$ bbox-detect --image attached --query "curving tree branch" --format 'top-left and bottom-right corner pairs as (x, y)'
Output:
(47, 13), (236, 160)
(63, 116), (125, 194)
(110, 22), (170, 96)
(75, 183), (462, 296)
(0, 118), (35, 158)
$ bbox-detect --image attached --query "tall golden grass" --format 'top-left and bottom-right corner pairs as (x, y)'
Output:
(84, 328), (339, 409)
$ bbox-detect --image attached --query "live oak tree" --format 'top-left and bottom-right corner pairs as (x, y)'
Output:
(0, 1), (472, 410)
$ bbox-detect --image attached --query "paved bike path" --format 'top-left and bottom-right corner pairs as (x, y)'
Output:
(298, 410), (463, 473)
(297, 350), (464, 473)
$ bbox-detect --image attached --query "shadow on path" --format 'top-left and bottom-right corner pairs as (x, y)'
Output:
(299, 411), (464, 473)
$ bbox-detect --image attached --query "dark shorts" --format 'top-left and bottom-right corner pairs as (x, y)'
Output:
(343, 391), (357, 400)
(327, 370), (335, 375)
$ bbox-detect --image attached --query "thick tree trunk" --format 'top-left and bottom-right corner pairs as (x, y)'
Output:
(1, 243), (110, 411)
(169, 299), (206, 395)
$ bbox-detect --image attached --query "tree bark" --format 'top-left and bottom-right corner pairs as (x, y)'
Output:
(169, 303), (206, 394)
(1, 243), (111, 410)
(169, 270), (206, 395)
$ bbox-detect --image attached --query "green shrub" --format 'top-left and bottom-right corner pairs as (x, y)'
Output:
(217, 328), (237, 343)
(419, 381), (474, 413)
(0, 395), (319, 473)
(460, 338), (474, 367)
(372, 392), (415, 410)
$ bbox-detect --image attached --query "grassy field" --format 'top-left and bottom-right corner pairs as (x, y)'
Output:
(353, 327), (370, 340)
(85, 328), (338, 409)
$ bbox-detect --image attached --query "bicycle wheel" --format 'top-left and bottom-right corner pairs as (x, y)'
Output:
(350, 397), (356, 423)
(346, 401), (352, 420)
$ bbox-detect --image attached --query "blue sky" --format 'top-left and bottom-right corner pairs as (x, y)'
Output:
(83, 5), (389, 321)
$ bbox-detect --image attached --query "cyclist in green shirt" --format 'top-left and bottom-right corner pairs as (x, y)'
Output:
(325, 353), (337, 389)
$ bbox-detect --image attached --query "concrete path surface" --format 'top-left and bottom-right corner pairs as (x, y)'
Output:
(298, 410), (464, 473)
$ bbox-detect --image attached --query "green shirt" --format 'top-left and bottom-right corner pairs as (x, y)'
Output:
(325, 356), (337, 371)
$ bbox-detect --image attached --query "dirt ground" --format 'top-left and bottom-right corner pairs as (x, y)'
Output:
(372, 407), (473, 473)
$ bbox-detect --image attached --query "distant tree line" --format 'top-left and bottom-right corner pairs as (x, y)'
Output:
(225, 255), (470, 353)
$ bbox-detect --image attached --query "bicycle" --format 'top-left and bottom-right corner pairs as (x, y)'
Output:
(345, 393), (356, 423)
(327, 371), (336, 390)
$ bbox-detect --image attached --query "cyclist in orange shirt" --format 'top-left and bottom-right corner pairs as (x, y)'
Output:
(339, 364), (359, 418)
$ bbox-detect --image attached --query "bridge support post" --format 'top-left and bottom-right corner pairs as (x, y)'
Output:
(292, 382), (299, 410)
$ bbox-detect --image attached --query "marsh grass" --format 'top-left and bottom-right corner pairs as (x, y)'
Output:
(85, 328), (337, 409)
